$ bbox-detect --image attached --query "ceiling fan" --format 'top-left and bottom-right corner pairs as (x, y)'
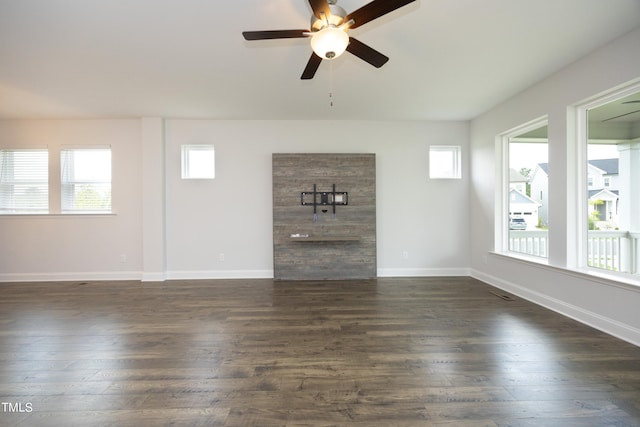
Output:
(242, 0), (416, 80)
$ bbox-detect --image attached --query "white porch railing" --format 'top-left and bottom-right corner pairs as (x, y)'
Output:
(587, 231), (625, 272)
(509, 230), (549, 258)
(509, 229), (640, 274)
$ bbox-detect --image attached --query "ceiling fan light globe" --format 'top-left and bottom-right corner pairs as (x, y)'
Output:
(310, 27), (349, 60)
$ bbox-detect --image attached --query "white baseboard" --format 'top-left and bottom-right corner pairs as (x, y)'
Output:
(141, 272), (167, 282)
(0, 271), (141, 282)
(0, 269), (275, 282)
(377, 267), (471, 277)
(1, 268), (474, 283)
(471, 269), (640, 347)
(164, 269), (274, 280)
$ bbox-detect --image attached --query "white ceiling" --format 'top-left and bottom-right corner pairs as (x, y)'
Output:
(1, 0), (639, 121)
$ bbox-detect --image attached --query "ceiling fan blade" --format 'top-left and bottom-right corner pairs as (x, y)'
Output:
(346, 37), (389, 68)
(308, 0), (332, 20)
(345, 0), (416, 29)
(243, 30), (309, 40)
(301, 52), (323, 80)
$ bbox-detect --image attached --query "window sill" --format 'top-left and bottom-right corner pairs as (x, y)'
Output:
(495, 250), (550, 266)
(0, 213), (116, 218)
(490, 251), (640, 292)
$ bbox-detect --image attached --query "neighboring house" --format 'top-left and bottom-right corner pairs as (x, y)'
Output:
(587, 159), (619, 227)
(509, 188), (541, 230)
(529, 163), (549, 227)
(589, 189), (619, 227)
(509, 168), (528, 194)
(588, 158), (619, 190)
(529, 158), (619, 228)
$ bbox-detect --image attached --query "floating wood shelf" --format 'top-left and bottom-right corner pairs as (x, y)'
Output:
(288, 236), (360, 242)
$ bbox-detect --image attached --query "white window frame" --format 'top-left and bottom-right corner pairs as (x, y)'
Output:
(429, 145), (461, 179)
(496, 117), (548, 259)
(574, 80), (640, 276)
(181, 144), (215, 180)
(61, 147), (112, 214)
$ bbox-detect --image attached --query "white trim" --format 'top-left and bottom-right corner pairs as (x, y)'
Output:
(471, 268), (640, 347)
(508, 137), (548, 144)
(575, 77), (640, 111)
(489, 250), (640, 290)
(497, 116), (549, 257)
(141, 272), (167, 282)
(573, 79), (640, 271)
(377, 267), (471, 277)
(165, 269), (274, 280)
(495, 135), (507, 254)
(0, 268), (476, 282)
(493, 250), (550, 267)
(0, 271), (141, 282)
(181, 144), (215, 180)
(0, 213), (117, 219)
(428, 145), (462, 179)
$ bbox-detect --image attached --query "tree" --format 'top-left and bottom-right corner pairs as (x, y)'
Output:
(74, 184), (111, 210)
(519, 167), (532, 197)
(588, 199), (604, 230)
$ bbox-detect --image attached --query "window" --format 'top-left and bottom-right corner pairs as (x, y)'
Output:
(429, 145), (461, 179)
(61, 148), (111, 213)
(182, 145), (215, 179)
(0, 149), (49, 214)
(502, 120), (548, 258)
(583, 87), (639, 274)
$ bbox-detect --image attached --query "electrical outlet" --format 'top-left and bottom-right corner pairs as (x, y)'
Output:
(219, 253), (225, 262)
(402, 251), (409, 260)
(120, 253), (127, 263)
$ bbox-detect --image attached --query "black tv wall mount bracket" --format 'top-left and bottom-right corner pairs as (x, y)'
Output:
(301, 184), (348, 222)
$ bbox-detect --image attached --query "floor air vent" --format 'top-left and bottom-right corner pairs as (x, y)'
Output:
(490, 291), (516, 301)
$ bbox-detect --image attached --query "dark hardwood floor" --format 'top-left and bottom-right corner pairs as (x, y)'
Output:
(0, 277), (639, 426)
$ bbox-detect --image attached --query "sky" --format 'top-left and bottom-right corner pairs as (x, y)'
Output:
(509, 143), (619, 172)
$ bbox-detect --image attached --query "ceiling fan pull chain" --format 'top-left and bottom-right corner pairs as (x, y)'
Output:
(329, 60), (334, 107)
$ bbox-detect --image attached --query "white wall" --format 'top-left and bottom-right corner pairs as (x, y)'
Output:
(470, 27), (640, 345)
(163, 120), (470, 278)
(0, 119), (470, 281)
(0, 120), (143, 280)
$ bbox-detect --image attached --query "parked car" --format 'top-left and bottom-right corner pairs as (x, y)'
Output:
(509, 217), (527, 230)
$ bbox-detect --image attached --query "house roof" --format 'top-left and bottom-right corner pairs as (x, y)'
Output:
(0, 1), (639, 120)
(509, 188), (541, 206)
(588, 158), (619, 175)
(509, 168), (528, 183)
(536, 158), (619, 176)
(589, 189), (619, 199)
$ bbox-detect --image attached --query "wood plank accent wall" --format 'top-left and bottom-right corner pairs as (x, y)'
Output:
(272, 153), (376, 280)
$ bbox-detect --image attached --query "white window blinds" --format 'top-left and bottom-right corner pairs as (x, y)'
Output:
(61, 148), (112, 213)
(0, 149), (49, 214)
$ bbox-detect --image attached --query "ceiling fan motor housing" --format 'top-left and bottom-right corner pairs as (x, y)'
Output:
(310, 4), (348, 31)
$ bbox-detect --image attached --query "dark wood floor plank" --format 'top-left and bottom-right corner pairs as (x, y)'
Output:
(1, 277), (639, 426)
